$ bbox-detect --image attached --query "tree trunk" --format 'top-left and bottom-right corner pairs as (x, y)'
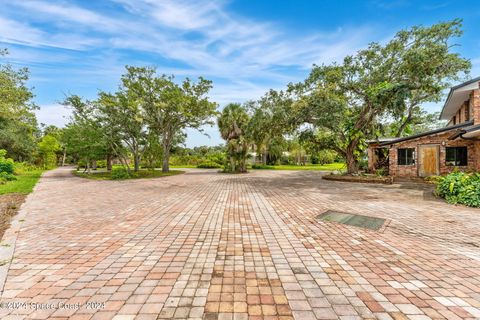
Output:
(229, 154), (235, 172)
(162, 146), (170, 173)
(92, 160), (97, 171)
(345, 143), (359, 174)
(262, 146), (267, 165)
(134, 154), (140, 172)
(106, 154), (112, 171)
(61, 148), (66, 166)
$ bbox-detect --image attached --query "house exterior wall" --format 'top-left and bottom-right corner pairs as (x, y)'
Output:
(388, 131), (479, 177)
(471, 89), (480, 124)
(367, 85), (480, 177)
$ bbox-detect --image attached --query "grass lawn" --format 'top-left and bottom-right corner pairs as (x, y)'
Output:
(0, 170), (44, 195)
(251, 162), (346, 171)
(74, 169), (185, 180)
(0, 168), (45, 240)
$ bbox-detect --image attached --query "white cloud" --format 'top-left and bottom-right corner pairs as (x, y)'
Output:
(1, 0), (378, 146)
(35, 104), (71, 127)
(2, 0), (371, 78)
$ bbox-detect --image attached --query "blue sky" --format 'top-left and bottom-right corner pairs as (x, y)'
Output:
(1, 0), (479, 147)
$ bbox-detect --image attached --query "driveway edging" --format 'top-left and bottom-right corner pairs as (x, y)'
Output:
(0, 177), (43, 296)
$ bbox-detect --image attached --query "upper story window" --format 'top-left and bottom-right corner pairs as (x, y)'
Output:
(398, 148), (415, 165)
(446, 146), (468, 166)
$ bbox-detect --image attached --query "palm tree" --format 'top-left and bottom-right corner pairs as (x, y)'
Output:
(217, 103), (250, 172)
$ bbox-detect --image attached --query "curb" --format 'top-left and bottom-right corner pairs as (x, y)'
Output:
(0, 174), (43, 296)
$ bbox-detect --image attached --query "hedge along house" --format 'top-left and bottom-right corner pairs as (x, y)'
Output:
(368, 77), (480, 177)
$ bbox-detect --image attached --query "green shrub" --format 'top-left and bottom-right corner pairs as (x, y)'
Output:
(96, 160), (107, 168)
(111, 167), (130, 180)
(0, 149), (15, 175)
(424, 175), (442, 184)
(358, 158), (368, 171)
(436, 171), (480, 207)
(375, 168), (387, 176)
(197, 161), (222, 169)
(0, 172), (17, 181)
(316, 150), (337, 165)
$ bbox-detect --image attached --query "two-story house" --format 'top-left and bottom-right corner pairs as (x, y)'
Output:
(368, 77), (480, 177)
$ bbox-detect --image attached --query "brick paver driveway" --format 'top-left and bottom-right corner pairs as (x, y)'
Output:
(1, 167), (479, 320)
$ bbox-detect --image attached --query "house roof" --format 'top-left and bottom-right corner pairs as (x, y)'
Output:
(460, 123), (480, 139)
(439, 76), (480, 120)
(366, 138), (397, 144)
(378, 120), (474, 146)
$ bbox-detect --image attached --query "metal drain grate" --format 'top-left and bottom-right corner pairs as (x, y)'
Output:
(317, 210), (386, 231)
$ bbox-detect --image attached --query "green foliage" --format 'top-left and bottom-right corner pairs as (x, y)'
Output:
(37, 134), (61, 168)
(74, 169), (184, 180)
(120, 66), (218, 172)
(358, 158), (369, 171)
(0, 171), (16, 183)
(96, 160), (107, 168)
(251, 163), (345, 171)
(0, 149), (18, 185)
(0, 49), (39, 162)
(246, 90), (294, 164)
(110, 167), (130, 180)
(62, 96), (110, 171)
(197, 161), (222, 169)
(313, 150), (337, 165)
(218, 103), (250, 173)
(0, 168), (43, 194)
(170, 155), (202, 166)
(375, 168), (387, 177)
(0, 149), (14, 174)
(436, 171), (480, 207)
(169, 151), (226, 168)
(295, 20), (470, 174)
(424, 175), (442, 184)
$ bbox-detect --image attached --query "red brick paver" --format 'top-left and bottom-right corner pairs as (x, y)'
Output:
(0, 167), (479, 319)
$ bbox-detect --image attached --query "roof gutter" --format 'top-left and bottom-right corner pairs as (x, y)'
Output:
(379, 120), (474, 146)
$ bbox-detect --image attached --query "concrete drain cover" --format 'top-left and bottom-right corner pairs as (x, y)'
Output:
(317, 210), (385, 231)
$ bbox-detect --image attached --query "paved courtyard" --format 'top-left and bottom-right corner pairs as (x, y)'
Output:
(0, 167), (479, 320)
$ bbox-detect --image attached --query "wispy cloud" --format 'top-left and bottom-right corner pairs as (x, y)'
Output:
(0, 0), (377, 145)
(2, 0), (371, 78)
(35, 104), (71, 127)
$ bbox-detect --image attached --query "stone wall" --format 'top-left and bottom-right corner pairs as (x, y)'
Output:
(472, 88), (480, 125)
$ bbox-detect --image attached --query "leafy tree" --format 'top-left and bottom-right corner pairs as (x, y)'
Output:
(295, 20), (470, 174)
(62, 96), (108, 173)
(410, 112), (447, 134)
(37, 134), (61, 168)
(382, 111), (447, 137)
(0, 48), (39, 161)
(218, 103), (250, 173)
(0, 112), (38, 162)
(247, 90), (294, 165)
(97, 89), (148, 172)
(40, 125), (68, 166)
(121, 66), (218, 172)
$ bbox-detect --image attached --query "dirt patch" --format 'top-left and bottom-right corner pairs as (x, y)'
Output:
(322, 174), (393, 184)
(0, 194), (26, 241)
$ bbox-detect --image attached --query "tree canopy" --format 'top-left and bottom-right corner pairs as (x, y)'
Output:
(0, 49), (39, 161)
(294, 19), (470, 173)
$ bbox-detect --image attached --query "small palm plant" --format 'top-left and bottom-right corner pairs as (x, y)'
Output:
(217, 103), (250, 173)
